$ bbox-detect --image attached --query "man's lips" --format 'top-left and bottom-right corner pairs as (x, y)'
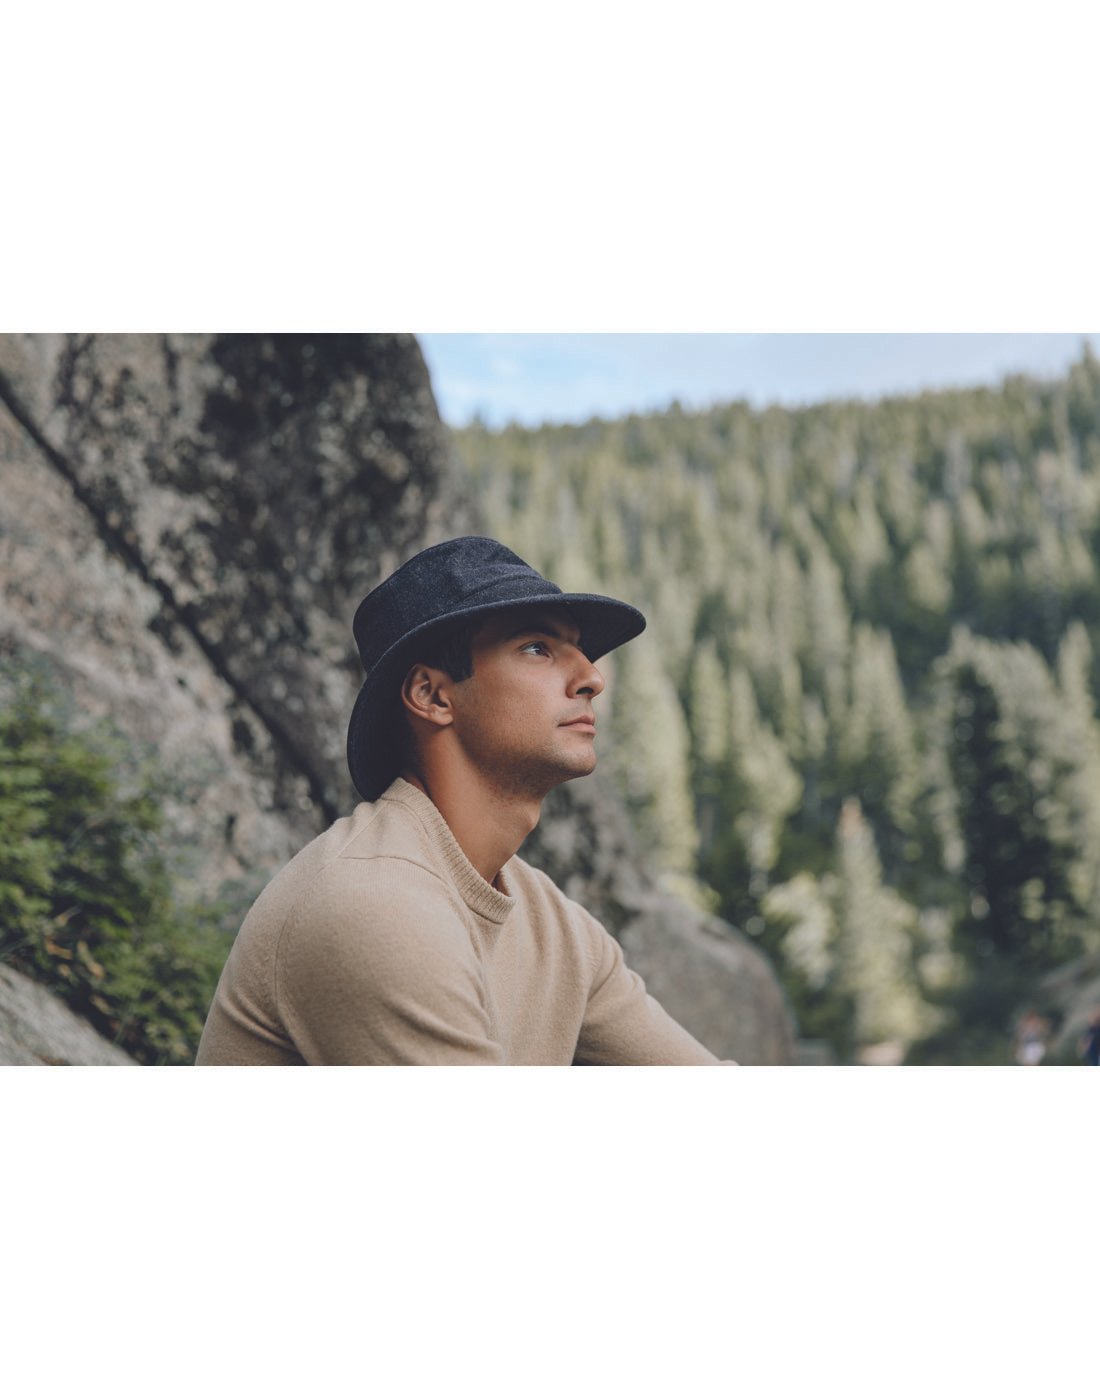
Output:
(561, 715), (597, 733)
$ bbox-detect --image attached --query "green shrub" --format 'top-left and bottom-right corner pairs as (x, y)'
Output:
(0, 666), (232, 1064)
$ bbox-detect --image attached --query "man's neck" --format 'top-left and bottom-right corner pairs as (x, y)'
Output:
(400, 768), (543, 887)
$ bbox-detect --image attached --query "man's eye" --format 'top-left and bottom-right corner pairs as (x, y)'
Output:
(521, 641), (550, 656)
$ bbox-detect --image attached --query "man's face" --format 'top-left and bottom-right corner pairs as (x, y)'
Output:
(448, 605), (606, 795)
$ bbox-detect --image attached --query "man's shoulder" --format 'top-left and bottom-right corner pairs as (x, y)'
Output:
(273, 803), (468, 968)
(334, 788), (436, 859)
(322, 788), (451, 879)
(249, 793), (460, 934)
(316, 798), (461, 906)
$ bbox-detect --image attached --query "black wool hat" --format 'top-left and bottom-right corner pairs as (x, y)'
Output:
(346, 536), (646, 801)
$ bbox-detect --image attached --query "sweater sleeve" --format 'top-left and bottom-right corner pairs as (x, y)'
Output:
(575, 914), (730, 1066)
(275, 855), (506, 1065)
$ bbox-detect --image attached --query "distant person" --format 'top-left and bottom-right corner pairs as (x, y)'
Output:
(196, 537), (731, 1065)
(1014, 1010), (1048, 1066)
(1080, 1009), (1100, 1066)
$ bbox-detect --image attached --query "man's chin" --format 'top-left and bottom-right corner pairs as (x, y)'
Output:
(493, 746), (597, 799)
(550, 748), (598, 787)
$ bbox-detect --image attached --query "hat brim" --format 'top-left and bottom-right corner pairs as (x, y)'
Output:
(346, 592), (645, 801)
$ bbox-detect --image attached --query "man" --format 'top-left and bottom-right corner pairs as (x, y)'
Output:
(196, 536), (727, 1064)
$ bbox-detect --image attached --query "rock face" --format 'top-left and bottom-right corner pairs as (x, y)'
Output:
(0, 964), (134, 1065)
(0, 333), (797, 1064)
(526, 778), (795, 1063)
(0, 334), (475, 894)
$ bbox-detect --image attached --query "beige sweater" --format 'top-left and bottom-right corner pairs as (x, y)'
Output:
(196, 777), (722, 1065)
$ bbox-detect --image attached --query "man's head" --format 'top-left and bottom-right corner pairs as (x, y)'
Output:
(397, 603), (605, 797)
(346, 537), (644, 801)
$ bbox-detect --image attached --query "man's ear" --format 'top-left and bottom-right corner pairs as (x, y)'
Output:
(400, 664), (456, 730)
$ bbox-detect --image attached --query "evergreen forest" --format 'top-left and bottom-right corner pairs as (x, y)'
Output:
(455, 346), (1100, 1064)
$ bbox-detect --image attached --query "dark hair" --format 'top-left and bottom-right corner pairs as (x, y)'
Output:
(393, 615), (481, 774)
(413, 615), (480, 683)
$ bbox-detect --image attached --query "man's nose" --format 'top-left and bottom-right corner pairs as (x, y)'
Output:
(570, 650), (605, 698)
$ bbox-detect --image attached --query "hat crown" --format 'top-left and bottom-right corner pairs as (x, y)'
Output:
(353, 536), (561, 671)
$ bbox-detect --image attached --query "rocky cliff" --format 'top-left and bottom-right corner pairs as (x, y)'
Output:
(0, 333), (796, 1064)
(0, 964), (135, 1065)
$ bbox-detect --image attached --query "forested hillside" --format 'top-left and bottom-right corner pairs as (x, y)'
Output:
(455, 347), (1100, 1064)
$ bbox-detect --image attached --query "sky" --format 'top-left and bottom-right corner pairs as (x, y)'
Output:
(419, 333), (1100, 430)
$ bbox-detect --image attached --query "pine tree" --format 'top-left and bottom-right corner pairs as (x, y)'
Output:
(603, 634), (698, 874)
(831, 799), (931, 1050)
(699, 667), (802, 932)
(928, 631), (1099, 1049)
(802, 542), (850, 731)
(839, 624), (921, 872)
(764, 804), (934, 1059)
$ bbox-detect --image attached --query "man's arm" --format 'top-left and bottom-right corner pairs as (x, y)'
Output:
(275, 856), (506, 1065)
(575, 914), (734, 1065)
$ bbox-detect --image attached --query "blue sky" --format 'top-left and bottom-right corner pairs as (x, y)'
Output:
(419, 334), (1099, 429)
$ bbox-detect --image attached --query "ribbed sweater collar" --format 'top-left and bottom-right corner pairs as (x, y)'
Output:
(381, 777), (516, 925)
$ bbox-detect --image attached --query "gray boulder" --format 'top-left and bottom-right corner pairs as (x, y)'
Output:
(525, 778), (796, 1064)
(0, 964), (134, 1065)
